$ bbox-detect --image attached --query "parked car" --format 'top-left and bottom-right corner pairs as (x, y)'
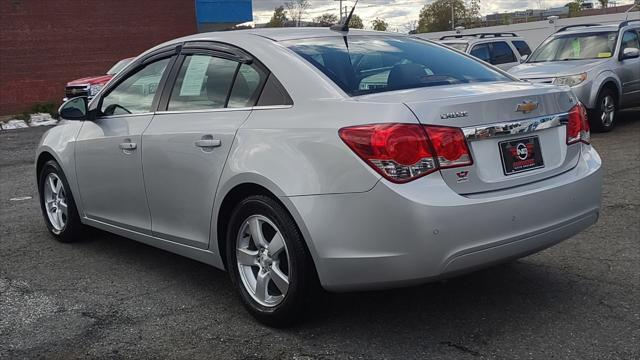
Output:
(40, 28), (602, 326)
(436, 32), (533, 70)
(64, 57), (134, 101)
(509, 21), (640, 132)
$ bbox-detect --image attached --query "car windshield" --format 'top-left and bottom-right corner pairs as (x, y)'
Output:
(107, 58), (133, 75)
(528, 31), (617, 62)
(441, 42), (468, 51)
(284, 36), (509, 96)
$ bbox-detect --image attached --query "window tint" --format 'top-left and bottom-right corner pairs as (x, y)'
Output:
(227, 63), (266, 108)
(491, 42), (516, 64)
(100, 58), (170, 116)
(470, 43), (491, 62)
(168, 55), (238, 111)
(257, 74), (293, 106)
(284, 36), (508, 96)
(621, 30), (640, 51)
(512, 40), (532, 56)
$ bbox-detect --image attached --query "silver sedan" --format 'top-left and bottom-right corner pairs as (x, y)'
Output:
(37, 28), (602, 326)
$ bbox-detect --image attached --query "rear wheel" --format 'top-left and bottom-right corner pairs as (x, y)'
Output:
(589, 88), (617, 132)
(226, 195), (317, 327)
(38, 160), (84, 242)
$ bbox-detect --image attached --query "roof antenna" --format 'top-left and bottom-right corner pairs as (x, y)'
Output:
(331, 0), (359, 32)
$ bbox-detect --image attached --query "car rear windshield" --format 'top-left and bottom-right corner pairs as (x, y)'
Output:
(283, 36), (509, 96)
(528, 31), (618, 62)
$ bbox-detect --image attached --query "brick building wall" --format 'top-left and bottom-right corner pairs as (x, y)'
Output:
(0, 0), (197, 115)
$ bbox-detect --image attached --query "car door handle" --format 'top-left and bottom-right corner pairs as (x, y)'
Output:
(195, 139), (221, 148)
(118, 142), (137, 150)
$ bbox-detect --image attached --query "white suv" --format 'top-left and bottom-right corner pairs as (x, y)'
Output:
(435, 33), (532, 71)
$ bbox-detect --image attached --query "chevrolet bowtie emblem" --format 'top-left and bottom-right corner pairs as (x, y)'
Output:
(516, 100), (538, 113)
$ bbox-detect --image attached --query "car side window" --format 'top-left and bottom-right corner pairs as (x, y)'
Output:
(168, 55), (239, 111)
(620, 30), (640, 52)
(257, 74), (293, 106)
(227, 63), (267, 108)
(470, 43), (491, 63)
(167, 55), (267, 110)
(512, 40), (532, 57)
(490, 41), (516, 65)
(100, 58), (171, 116)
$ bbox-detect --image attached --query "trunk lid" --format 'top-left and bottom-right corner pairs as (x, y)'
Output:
(358, 82), (580, 194)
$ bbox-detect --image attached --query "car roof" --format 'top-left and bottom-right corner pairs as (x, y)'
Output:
(557, 24), (619, 35)
(439, 36), (525, 43)
(176, 28), (402, 43)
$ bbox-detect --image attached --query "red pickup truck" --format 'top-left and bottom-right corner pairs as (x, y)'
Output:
(64, 58), (134, 100)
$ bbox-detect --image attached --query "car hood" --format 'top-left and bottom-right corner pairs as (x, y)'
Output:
(67, 74), (113, 86)
(508, 59), (605, 78)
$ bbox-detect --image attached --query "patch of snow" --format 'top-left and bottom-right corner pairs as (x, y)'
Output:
(1, 120), (29, 130)
(29, 113), (58, 127)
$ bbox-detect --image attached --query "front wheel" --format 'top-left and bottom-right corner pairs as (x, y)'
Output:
(38, 160), (84, 242)
(589, 89), (617, 132)
(226, 195), (317, 327)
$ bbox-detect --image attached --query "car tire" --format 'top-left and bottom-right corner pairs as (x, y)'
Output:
(226, 195), (317, 327)
(38, 160), (84, 242)
(589, 88), (617, 133)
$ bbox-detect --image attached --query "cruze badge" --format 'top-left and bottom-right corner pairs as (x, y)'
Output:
(440, 111), (468, 119)
(516, 100), (538, 114)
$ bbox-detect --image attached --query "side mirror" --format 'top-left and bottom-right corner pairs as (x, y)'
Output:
(59, 96), (88, 120)
(520, 54), (529, 63)
(621, 47), (640, 60)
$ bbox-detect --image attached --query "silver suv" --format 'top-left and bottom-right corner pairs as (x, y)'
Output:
(436, 32), (532, 71)
(509, 21), (640, 132)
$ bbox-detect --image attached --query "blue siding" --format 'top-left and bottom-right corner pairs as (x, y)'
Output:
(196, 0), (253, 24)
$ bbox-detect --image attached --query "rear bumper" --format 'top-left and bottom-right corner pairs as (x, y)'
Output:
(289, 144), (602, 291)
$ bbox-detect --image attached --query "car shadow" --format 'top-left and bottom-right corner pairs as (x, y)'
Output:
(76, 228), (581, 341)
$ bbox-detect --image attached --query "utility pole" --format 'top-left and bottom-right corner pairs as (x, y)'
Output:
(451, 0), (455, 30)
(335, 0), (343, 20)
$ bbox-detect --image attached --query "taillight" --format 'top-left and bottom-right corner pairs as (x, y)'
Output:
(567, 102), (590, 145)
(339, 123), (472, 183)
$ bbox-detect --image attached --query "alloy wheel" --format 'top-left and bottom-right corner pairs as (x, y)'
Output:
(236, 215), (290, 307)
(600, 95), (615, 127)
(43, 173), (68, 232)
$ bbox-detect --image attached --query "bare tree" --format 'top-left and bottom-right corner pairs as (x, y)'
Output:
(285, 0), (311, 27)
(598, 0), (608, 8)
(402, 20), (418, 34)
(536, 0), (545, 9)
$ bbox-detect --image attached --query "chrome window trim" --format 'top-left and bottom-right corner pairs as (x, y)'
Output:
(462, 112), (569, 141)
(96, 112), (155, 120)
(154, 104), (292, 115)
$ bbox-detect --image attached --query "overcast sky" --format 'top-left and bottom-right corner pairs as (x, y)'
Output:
(251, 0), (635, 30)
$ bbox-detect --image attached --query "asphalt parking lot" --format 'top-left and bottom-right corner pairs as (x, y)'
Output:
(1, 110), (639, 359)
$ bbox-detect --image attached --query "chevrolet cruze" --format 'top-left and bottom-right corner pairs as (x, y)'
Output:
(37, 28), (602, 326)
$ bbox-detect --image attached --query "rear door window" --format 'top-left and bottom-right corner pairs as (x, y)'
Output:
(470, 43), (491, 62)
(168, 55), (238, 111)
(227, 63), (267, 108)
(512, 40), (532, 57)
(167, 55), (267, 111)
(490, 41), (516, 65)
